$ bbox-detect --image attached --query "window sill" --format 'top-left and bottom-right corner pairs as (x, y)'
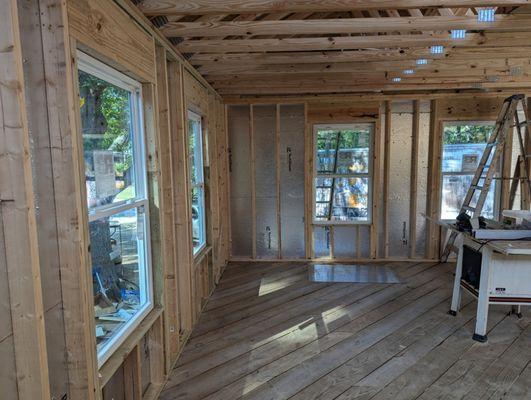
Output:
(194, 244), (211, 266)
(312, 221), (372, 226)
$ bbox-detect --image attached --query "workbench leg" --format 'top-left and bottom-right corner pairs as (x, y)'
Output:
(449, 242), (464, 316)
(511, 305), (523, 319)
(473, 247), (492, 343)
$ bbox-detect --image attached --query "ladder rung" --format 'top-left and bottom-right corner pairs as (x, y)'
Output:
(471, 185), (483, 190)
(463, 205), (476, 212)
(485, 143), (497, 148)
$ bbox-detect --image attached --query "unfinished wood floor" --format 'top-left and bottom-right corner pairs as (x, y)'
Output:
(160, 261), (531, 400)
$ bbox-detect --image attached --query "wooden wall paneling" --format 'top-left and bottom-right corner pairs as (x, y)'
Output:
(143, 316), (165, 399)
(67, 0), (156, 83)
(426, 100), (442, 259)
(207, 93), (222, 274)
(99, 309), (163, 389)
(49, 14), (101, 400)
(143, 81), (165, 315)
(306, 101), (380, 123)
(123, 345), (142, 400)
(102, 364), (125, 400)
(167, 61), (194, 337)
(370, 110), (382, 259)
(154, 45), (178, 371)
(16, 0), (70, 397)
(436, 97), (504, 120)
(217, 100), (230, 274)
(0, 2), (50, 397)
(409, 100), (421, 258)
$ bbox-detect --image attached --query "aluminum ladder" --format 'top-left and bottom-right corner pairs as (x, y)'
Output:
(441, 94), (531, 261)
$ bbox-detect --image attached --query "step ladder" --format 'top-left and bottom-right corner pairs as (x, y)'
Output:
(315, 131), (341, 220)
(441, 94), (531, 261)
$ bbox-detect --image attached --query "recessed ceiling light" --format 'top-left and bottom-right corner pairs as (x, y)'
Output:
(478, 8), (496, 22)
(392, 77), (402, 82)
(451, 29), (466, 39)
(430, 45), (445, 54)
(403, 69), (414, 75)
(416, 59), (428, 65)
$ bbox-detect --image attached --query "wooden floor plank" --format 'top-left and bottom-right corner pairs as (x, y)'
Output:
(178, 263), (436, 365)
(159, 261), (529, 400)
(163, 265), (449, 398)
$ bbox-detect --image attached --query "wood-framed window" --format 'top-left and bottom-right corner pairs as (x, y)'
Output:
(77, 51), (153, 366)
(313, 123), (374, 224)
(188, 110), (207, 254)
(440, 121), (500, 221)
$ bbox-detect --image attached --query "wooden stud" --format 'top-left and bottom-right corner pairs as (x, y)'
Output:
(250, 105), (257, 259)
(426, 100), (443, 259)
(370, 110), (382, 259)
(382, 101), (392, 258)
(0, 2), (50, 397)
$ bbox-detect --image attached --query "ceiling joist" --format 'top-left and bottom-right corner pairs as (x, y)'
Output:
(161, 15), (531, 37)
(134, 2), (531, 96)
(179, 31), (531, 54)
(138, 0), (529, 16)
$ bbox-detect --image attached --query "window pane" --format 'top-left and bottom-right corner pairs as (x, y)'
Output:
(91, 207), (148, 353)
(192, 186), (206, 252)
(441, 175), (496, 220)
(316, 130), (339, 173)
(317, 128), (370, 174)
(442, 124), (494, 173)
(331, 177), (370, 222)
(441, 123), (498, 220)
(79, 70), (137, 208)
(336, 129), (370, 174)
(189, 117), (203, 185)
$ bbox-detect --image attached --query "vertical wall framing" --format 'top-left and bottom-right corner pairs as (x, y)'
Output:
(0, 2), (51, 398)
(5, 0), (230, 398)
(226, 98), (512, 262)
(228, 103), (306, 260)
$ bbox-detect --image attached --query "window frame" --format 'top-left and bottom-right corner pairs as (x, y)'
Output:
(188, 110), (207, 255)
(312, 123), (374, 225)
(439, 120), (501, 222)
(77, 51), (154, 367)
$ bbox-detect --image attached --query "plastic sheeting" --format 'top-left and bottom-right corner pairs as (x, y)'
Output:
(279, 104), (306, 258)
(228, 105), (252, 257)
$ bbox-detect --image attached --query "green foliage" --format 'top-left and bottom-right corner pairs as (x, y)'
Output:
(79, 71), (133, 175)
(317, 130), (370, 150)
(443, 124), (493, 145)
